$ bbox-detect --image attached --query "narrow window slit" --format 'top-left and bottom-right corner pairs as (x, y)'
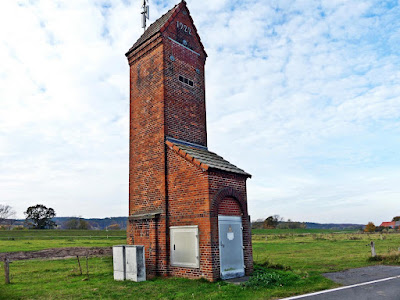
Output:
(178, 75), (194, 87)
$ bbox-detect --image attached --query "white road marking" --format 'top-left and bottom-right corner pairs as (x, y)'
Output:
(280, 275), (400, 300)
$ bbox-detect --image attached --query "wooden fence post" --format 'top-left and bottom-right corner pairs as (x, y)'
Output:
(86, 252), (89, 279)
(77, 256), (82, 275)
(4, 257), (10, 284)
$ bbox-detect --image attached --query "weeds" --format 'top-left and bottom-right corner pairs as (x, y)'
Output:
(243, 265), (300, 289)
(368, 253), (400, 264)
(257, 258), (292, 271)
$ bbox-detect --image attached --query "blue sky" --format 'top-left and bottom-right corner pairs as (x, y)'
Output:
(0, 0), (399, 224)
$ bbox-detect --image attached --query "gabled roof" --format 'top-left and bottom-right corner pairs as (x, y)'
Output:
(166, 137), (251, 177)
(125, 1), (207, 57)
(380, 221), (396, 227)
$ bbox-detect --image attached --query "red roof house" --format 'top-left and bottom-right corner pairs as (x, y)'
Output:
(380, 221), (396, 228)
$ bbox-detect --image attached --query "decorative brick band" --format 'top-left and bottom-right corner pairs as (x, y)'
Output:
(211, 187), (247, 216)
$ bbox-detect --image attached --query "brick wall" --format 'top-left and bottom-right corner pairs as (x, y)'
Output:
(126, 35), (168, 275)
(163, 6), (207, 146)
(218, 197), (242, 216)
(166, 147), (214, 280)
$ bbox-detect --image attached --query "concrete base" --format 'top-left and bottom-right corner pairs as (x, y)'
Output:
(225, 276), (250, 285)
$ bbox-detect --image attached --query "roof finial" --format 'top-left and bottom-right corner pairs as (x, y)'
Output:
(141, 0), (150, 31)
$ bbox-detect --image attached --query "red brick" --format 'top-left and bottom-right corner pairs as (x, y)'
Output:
(126, 2), (252, 281)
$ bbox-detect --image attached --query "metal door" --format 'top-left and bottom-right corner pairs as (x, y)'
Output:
(218, 215), (245, 279)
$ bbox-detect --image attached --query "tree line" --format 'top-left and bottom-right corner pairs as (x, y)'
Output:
(252, 215), (306, 229)
(0, 204), (122, 230)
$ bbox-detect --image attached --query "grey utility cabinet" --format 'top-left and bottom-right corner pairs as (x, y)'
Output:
(113, 245), (146, 282)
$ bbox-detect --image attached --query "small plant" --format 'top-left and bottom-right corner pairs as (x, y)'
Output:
(257, 258), (292, 271)
(243, 265), (300, 289)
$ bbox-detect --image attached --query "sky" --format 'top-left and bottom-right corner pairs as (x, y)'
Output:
(1, 0), (399, 224)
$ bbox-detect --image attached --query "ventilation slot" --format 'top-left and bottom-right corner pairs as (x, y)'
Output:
(179, 75), (194, 87)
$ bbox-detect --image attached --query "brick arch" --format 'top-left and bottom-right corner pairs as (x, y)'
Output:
(211, 187), (247, 216)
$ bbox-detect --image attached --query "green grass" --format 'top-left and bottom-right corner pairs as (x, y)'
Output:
(252, 232), (400, 273)
(1, 230), (399, 299)
(0, 230), (126, 252)
(0, 257), (334, 300)
(0, 229), (126, 238)
(251, 228), (358, 235)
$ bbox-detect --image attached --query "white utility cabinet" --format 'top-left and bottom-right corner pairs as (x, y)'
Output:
(113, 245), (146, 282)
(113, 245), (126, 281)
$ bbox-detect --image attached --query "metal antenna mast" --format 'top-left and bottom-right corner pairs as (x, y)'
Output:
(141, 0), (150, 31)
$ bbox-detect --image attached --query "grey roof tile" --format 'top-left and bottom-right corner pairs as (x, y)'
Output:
(166, 138), (251, 177)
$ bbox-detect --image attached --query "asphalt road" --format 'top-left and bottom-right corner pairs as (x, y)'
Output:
(282, 266), (400, 300)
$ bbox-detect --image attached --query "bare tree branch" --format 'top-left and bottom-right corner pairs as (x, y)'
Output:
(0, 205), (16, 221)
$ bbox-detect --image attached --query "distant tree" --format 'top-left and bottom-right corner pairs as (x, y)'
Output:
(63, 218), (79, 229)
(89, 221), (100, 230)
(63, 218), (91, 230)
(263, 216), (279, 229)
(78, 219), (91, 230)
(0, 204), (16, 223)
(392, 216), (400, 222)
(24, 204), (56, 229)
(277, 221), (306, 229)
(108, 224), (121, 230)
(364, 222), (376, 233)
(375, 226), (385, 232)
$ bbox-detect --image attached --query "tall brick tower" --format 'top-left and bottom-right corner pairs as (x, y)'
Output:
(126, 1), (253, 281)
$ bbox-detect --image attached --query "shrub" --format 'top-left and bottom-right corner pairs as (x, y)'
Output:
(364, 222), (376, 232)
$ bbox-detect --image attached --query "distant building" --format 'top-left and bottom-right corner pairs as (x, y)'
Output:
(379, 221), (399, 228)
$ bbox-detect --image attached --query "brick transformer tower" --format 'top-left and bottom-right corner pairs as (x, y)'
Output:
(126, 1), (253, 281)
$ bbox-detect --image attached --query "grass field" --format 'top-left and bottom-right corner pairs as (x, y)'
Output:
(251, 228), (359, 235)
(0, 230), (126, 253)
(0, 229), (126, 238)
(1, 229), (399, 299)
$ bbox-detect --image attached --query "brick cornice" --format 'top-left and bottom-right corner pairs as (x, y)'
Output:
(126, 34), (163, 65)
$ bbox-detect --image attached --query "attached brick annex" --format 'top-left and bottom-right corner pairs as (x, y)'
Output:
(126, 0), (253, 281)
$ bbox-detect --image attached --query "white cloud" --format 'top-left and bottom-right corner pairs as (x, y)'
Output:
(0, 0), (399, 224)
